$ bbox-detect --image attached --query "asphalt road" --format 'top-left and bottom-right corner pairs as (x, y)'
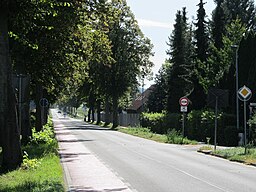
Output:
(53, 111), (256, 192)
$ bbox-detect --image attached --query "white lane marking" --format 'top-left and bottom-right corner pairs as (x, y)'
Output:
(127, 148), (231, 192)
(53, 115), (230, 192)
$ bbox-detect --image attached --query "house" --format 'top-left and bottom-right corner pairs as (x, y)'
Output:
(127, 84), (155, 113)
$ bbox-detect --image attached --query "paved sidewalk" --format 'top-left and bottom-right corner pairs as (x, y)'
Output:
(52, 112), (133, 192)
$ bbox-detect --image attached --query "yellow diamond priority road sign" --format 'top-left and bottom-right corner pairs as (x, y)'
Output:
(238, 85), (252, 101)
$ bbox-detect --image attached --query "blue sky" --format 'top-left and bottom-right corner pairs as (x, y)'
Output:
(126, 0), (216, 88)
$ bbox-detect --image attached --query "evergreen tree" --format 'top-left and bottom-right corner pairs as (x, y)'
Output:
(166, 8), (193, 113)
(147, 60), (170, 112)
(211, 0), (226, 49)
(223, 0), (255, 29)
(189, 0), (209, 110)
(238, 31), (256, 101)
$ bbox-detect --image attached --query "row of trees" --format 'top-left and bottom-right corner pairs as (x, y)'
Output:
(0, 0), (153, 171)
(148, 0), (256, 114)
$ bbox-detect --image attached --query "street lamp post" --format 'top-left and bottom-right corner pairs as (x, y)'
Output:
(231, 45), (239, 130)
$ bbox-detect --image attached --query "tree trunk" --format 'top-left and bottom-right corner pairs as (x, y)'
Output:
(88, 108), (91, 122)
(35, 83), (43, 132)
(96, 100), (101, 124)
(105, 97), (110, 125)
(92, 106), (95, 122)
(0, 3), (22, 171)
(112, 95), (119, 128)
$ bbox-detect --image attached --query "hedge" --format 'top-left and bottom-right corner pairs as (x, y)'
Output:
(140, 110), (239, 146)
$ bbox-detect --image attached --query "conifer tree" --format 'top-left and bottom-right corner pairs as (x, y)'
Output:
(166, 8), (193, 113)
(211, 0), (226, 49)
(223, 0), (255, 29)
(189, 0), (209, 110)
(147, 60), (170, 112)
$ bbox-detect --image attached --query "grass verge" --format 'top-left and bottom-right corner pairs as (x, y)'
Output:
(198, 146), (256, 165)
(213, 147), (256, 165)
(0, 119), (64, 192)
(118, 127), (197, 145)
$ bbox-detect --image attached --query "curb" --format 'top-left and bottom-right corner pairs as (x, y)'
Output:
(198, 150), (256, 168)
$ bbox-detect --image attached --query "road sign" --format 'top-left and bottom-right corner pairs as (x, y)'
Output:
(39, 98), (49, 107)
(238, 85), (252, 101)
(179, 97), (189, 106)
(180, 106), (188, 112)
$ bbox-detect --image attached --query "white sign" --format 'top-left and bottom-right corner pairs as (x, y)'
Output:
(180, 106), (188, 112)
(179, 97), (189, 106)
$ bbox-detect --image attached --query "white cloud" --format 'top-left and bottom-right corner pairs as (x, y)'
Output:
(137, 18), (171, 29)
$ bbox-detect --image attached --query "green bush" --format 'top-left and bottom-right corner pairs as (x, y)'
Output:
(30, 123), (54, 145)
(166, 129), (183, 144)
(140, 112), (181, 134)
(166, 129), (197, 145)
(21, 151), (41, 170)
(186, 110), (237, 146)
(140, 110), (238, 146)
(248, 114), (256, 146)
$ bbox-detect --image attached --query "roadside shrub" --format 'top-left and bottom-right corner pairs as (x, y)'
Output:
(186, 110), (237, 146)
(166, 129), (183, 144)
(166, 129), (197, 145)
(21, 151), (41, 170)
(248, 114), (256, 146)
(30, 121), (54, 145)
(140, 112), (181, 134)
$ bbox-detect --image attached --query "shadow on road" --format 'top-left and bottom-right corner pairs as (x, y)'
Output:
(69, 186), (129, 192)
(58, 139), (94, 143)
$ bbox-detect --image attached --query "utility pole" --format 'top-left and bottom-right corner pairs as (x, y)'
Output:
(231, 45), (239, 130)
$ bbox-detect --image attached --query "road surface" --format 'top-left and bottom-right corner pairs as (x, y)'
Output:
(52, 109), (256, 192)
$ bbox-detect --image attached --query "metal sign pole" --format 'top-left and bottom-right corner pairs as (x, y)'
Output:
(182, 112), (185, 137)
(19, 75), (22, 135)
(214, 96), (218, 151)
(244, 100), (247, 154)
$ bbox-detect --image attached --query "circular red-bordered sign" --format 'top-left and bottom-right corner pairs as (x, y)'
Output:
(179, 97), (189, 106)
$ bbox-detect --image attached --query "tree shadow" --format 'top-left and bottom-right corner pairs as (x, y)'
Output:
(69, 186), (130, 192)
(58, 139), (94, 143)
(0, 180), (64, 192)
(59, 152), (91, 163)
(65, 125), (113, 131)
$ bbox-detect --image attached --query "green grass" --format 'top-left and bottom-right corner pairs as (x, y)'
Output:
(198, 145), (214, 152)
(118, 127), (197, 145)
(213, 147), (256, 165)
(0, 120), (64, 192)
(0, 154), (64, 192)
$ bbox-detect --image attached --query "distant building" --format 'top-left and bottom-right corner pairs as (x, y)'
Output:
(127, 85), (155, 113)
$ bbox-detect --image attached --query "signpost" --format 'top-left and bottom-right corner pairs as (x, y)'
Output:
(238, 85), (252, 154)
(179, 97), (189, 137)
(207, 88), (229, 151)
(39, 98), (49, 127)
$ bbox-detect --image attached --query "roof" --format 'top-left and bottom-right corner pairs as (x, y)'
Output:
(128, 84), (155, 111)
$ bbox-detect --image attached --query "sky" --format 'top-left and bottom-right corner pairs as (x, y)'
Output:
(125, 0), (216, 88)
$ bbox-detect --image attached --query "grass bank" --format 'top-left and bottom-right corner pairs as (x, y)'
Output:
(118, 127), (197, 145)
(198, 146), (256, 165)
(0, 119), (64, 192)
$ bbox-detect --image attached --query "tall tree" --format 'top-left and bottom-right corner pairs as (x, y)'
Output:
(107, 0), (153, 127)
(238, 31), (256, 101)
(0, 0), (22, 171)
(166, 8), (193, 113)
(147, 60), (170, 112)
(9, 0), (82, 131)
(189, 0), (209, 110)
(223, 0), (255, 29)
(211, 0), (226, 49)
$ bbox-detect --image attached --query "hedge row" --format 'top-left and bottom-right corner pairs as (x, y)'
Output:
(140, 110), (238, 146)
